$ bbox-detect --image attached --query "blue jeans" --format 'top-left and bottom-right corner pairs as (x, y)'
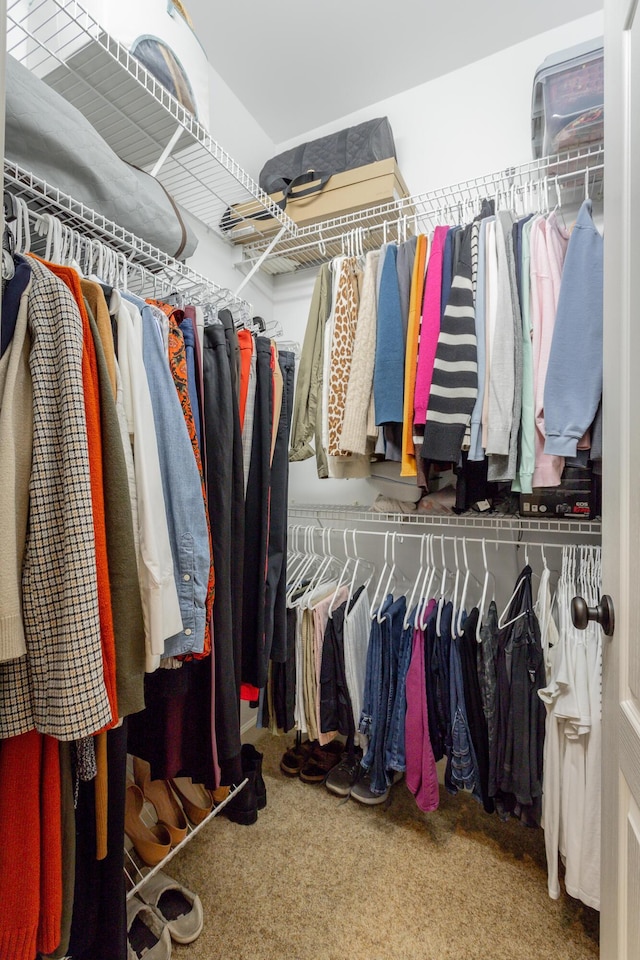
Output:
(385, 605), (415, 773)
(360, 595), (393, 786)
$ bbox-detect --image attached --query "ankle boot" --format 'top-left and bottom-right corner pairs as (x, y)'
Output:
(241, 743), (266, 810)
(222, 769), (258, 826)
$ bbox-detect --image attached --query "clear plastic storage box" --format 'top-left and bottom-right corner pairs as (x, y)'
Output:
(532, 38), (604, 159)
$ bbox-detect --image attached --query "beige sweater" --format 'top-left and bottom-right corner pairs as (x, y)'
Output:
(0, 281), (32, 662)
(339, 250), (380, 455)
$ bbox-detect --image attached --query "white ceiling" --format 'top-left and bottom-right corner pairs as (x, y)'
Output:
(187, 0), (602, 143)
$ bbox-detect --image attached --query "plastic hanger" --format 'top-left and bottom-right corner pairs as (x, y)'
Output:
(435, 536), (452, 636)
(369, 532), (391, 621)
(497, 568), (531, 630)
(328, 529), (354, 619)
(403, 534), (427, 631)
(413, 533), (434, 630)
(343, 531), (375, 624)
(475, 539), (497, 643)
(450, 539), (462, 639)
(377, 533), (407, 624)
(456, 538), (482, 637)
(418, 534), (440, 631)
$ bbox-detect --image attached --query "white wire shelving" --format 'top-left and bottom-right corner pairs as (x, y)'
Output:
(125, 778), (248, 899)
(6, 0), (296, 240)
(4, 159), (251, 313)
(288, 503), (602, 539)
(240, 143), (605, 275)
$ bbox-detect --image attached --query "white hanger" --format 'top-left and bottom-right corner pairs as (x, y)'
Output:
(404, 534), (427, 631)
(413, 533), (434, 630)
(377, 532), (404, 623)
(450, 539), (462, 639)
(456, 538), (478, 637)
(497, 568), (530, 630)
(418, 534), (440, 631)
(435, 536), (451, 636)
(476, 539), (491, 643)
(369, 531), (391, 620)
(328, 528), (353, 618)
(584, 165), (591, 202)
(343, 530), (374, 623)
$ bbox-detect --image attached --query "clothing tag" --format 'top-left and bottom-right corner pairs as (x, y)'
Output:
(474, 499), (491, 513)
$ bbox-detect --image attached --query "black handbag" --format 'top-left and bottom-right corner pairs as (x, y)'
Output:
(259, 116), (396, 204)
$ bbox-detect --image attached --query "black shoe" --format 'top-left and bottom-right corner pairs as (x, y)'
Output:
(241, 743), (266, 810)
(222, 769), (258, 825)
(325, 753), (362, 797)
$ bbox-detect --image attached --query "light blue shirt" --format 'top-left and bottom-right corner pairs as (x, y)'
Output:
(123, 292), (209, 657)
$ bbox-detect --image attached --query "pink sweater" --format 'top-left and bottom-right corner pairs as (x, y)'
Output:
(413, 226), (449, 425)
(531, 216), (568, 487)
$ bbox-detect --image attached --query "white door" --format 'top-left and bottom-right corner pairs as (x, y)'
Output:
(602, 1), (640, 957)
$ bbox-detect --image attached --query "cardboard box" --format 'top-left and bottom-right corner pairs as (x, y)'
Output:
(225, 158), (410, 244)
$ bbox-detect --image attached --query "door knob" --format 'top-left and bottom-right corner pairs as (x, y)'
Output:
(571, 595), (615, 637)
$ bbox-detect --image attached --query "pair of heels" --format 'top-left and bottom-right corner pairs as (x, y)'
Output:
(125, 758), (223, 867)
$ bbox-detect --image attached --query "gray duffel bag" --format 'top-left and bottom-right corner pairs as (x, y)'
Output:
(5, 54), (198, 260)
(259, 117), (396, 206)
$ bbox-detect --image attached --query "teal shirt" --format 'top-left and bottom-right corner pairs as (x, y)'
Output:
(513, 216), (537, 493)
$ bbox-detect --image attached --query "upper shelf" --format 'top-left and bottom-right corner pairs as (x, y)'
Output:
(6, 0), (297, 241)
(239, 143), (605, 275)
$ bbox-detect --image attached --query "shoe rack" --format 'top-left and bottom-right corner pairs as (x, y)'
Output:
(124, 771), (248, 899)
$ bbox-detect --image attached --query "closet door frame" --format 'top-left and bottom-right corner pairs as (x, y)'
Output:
(602, 0), (640, 957)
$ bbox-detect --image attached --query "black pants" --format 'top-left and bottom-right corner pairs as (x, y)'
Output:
(242, 336), (273, 689)
(264, 350), (295, 665)
(272, 606), (297, 732)
(69, 721), (128, 960)
(203, 323), (243, 776)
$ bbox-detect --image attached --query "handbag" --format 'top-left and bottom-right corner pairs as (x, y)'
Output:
(5, 54), (198, 261)
(259, 117), (397, 206)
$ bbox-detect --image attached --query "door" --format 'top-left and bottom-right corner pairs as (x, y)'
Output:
(602, 1), (640, 957)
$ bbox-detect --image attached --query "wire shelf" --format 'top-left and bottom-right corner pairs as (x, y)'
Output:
(241, 144), (605, 274)
(287, 503), (602, 538)
(4, 159), (251, 312)
(6, 0), (296, 239)
(125, 778), (248, 899)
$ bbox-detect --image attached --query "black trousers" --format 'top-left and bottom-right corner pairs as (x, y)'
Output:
(242, 336), (273, 689)
(263, 350), (295, 665)
(203, 323), (243, 777)
(69, 721), (128, 960)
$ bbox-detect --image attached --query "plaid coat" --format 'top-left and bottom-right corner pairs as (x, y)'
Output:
(0, 259), (112, 740)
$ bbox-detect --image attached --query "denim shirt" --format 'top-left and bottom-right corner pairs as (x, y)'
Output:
(123, 292), (209, 657)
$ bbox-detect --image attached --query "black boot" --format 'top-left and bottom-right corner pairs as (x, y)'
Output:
(241, 743), (266, 810)
(222, 768), (258, 825)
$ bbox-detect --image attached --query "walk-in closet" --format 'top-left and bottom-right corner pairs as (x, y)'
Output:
(0, 0), (637, 958)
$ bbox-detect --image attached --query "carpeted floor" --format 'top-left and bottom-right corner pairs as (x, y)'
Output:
(167, 733), (599, 960)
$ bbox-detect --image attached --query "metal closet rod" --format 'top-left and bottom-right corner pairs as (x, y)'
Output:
(287, 524), (599, 552)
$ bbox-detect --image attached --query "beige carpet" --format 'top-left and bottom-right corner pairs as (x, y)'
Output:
(168, 733), (599, 960)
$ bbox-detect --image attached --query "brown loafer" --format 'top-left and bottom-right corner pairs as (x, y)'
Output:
(280, 739), (317, 777)
(299, 741), (345, 784)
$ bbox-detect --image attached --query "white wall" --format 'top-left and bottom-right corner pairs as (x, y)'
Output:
(273, 13), (603, 195)
(274, 11), (603, 506)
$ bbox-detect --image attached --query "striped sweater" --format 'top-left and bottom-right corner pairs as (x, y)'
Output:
(421, 225), (478, 462)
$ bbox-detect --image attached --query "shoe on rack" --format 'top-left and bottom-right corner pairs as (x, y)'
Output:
(350, 770), (403, 806)
(133, 758), (187, 847)
(299, 740), (344, 784)
(221, 769), (258, 826)
(125, 783), (172, 867)
(127, 896), (172, 959)
(279, 738), (317, 777)
(168, 778), (213, 826)
(241, 743), (266, 809)
(137, 870), (203, 945)
(325, 753), (363, 797)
